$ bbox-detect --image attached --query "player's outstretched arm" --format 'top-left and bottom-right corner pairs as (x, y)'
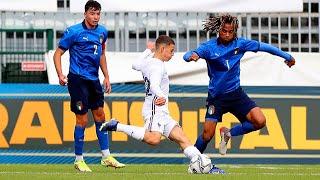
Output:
(183, 43), (208, 62)
(258, 42), (295, 68)
(183, 51), (200, 62)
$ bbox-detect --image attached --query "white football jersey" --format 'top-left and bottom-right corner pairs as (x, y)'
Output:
(132, 49), (169, 118)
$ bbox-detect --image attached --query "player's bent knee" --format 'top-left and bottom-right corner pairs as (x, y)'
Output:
(76, 120), (88, 128)
(258, 120), (266, 129)
(254, 118), (266, 130)
(144, 132), (161, 145)
(145, 138), (161, 146)
(76, 118), (89, 127)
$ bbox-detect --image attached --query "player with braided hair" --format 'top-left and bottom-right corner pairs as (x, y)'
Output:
(183, 13), (295, 155)
(202, 14), (239, 35)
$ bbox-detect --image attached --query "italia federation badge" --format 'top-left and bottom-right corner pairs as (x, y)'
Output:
(234, 47), (239, 55)
(76, 101), (83, 111)
(208, 105), (215, 115)
(99, 34), (104, 44)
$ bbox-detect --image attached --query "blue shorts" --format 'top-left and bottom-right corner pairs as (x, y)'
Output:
(205, 87), (257, 122)
(67, 73), (104, 115)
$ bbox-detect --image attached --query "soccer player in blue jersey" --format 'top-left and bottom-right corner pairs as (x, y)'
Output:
(53, 0), (124, 172)
(183, 14), (296, 155)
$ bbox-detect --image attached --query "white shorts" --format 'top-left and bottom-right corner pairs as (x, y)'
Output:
(144, 112), (179, 138)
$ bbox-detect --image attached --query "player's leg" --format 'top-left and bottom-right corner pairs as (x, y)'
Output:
(168, 125), (201, 159)
(92, 107), (110, 156)
(142, 131), (163, 145)
(195, 93), (222, 153)
(99, 117), (164, 145)
(167, 119), (225, 174)
(100, 118), (147, 140)
(73, 113), (92, 172)
(227, 107), (266, 137)
(92, 108), (125, 168)
(89, 80), (125, 168)
(246, 107), (266, 130)
(226, 88), (266, 136)
(219, 88), (266, 155)
(67, 73), (92, 172)
(194, 121), (217, 153)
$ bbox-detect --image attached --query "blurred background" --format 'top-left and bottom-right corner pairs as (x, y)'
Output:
(0, 0), (319, 165)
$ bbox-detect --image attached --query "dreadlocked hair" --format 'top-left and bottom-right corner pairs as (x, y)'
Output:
(203, 13), (239, 35)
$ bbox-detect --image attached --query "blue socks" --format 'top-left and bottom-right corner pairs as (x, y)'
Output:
(74, 126), (85, 155)
(195, 135), (209, 153)
(95, 121), (109, 150)
(230, 121), (256, 136)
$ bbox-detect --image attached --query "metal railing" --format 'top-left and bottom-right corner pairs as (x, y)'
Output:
(0, 29), (53, 83)
(0, 0), (319, 53)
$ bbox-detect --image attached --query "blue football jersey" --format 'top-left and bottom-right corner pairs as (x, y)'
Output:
(183, 37), (292, 97)
(59, 21), (108, 80)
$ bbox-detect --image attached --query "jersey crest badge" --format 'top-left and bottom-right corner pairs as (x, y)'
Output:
(208, 105), (215, 115)
(76, 101), (83, 111)
(99, 34), (104, 44)
(234, 47), (239, 55)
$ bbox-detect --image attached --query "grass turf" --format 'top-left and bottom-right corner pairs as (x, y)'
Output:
(0, 164), (320, 180)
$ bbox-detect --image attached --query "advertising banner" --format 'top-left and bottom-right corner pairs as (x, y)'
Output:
(0, 85), (319, 163)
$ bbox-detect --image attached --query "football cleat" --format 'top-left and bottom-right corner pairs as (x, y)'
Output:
(74, 160), (92, 172)
(99, 119), (119, 131)
(208, 165), (225, 174)
(219, 127), (230, 155)
(101, 155), (125, 168)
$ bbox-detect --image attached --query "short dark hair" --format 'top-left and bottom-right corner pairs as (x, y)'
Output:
(85, 0), (101, 12)
(155, 35), (175, 49)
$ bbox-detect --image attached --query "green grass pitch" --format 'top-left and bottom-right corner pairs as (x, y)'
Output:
(0, 164), (320, 180)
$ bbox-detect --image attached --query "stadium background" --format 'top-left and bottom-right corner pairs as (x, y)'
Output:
(0, 0), (320, 165)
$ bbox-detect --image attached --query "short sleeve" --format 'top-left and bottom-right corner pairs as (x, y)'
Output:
(58, 28), (76, 51)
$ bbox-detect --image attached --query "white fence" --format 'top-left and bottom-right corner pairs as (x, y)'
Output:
(45, 50), (320, 86)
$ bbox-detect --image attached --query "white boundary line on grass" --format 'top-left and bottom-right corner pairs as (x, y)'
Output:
(0, 93), (320, 99)
(0, 171), (320, 176)
(1, 152), (320, 158)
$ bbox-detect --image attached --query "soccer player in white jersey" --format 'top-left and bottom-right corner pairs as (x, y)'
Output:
(100, 35), (224, 174)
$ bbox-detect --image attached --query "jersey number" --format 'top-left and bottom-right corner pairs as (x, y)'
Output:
(94, 45), (98, 55)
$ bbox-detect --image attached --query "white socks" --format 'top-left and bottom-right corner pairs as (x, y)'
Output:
(116, 123), (145, 141)
(75, 155), (84, 161)
(101, 149), (110, 159)
(183, 146), (201, 160)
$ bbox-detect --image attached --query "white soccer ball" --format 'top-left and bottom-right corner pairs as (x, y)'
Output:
(187, 154), (213, 174)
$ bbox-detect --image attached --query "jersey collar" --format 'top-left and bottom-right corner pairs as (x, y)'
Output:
(82, 20), (98, 30)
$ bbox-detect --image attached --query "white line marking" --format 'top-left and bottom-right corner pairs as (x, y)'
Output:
(1, 153), (320, 158)
(0, 93), (319, 99)
(0, 171), (319, 176)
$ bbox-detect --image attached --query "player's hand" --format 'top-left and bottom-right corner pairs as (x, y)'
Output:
(189, 53), (200, 61)
(285, 57), (295, 68)
(103, 78), (112, 94)
(155, 97), (166, 106)
(58, 74), (68, 86)
(146, 41), (155, 52)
